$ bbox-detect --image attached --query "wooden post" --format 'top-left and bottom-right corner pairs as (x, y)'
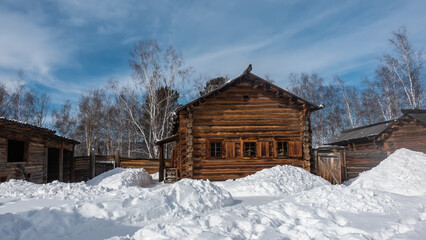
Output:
(70, 147), (75, 182)
(186, 108), (193, 178)
(90, 148), (96, 179)
(159, 144), (164, 182)
(114, 150), (120, 168)
(59, 145), (64, 182)
(44, 146), (48, 183)
(341, 148), (347, 182)
(313, 148), (318, 175)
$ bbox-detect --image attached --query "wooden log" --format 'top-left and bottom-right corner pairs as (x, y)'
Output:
(114, 150), (120, 168)
(159, 144), (164, 182)
(59, 146), (63, 182)
(90, 149), (95, 179)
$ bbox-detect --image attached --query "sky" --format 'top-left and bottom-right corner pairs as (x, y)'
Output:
(0, 0), (426, 107)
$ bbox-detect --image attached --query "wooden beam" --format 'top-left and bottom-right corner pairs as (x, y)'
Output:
(159, 144), (164, 182)
(114, 150), (120, 168)
(59, 143), (64, 182)
(155, 134), (178, 145)
(90, 148), (96, 179)
(70, 147), (75, 182)
(44, 146), (48, 183)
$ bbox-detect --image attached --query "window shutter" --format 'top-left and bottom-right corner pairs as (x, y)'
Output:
(226, 142), (235, 158)
(288, 141), (302, 157)
(256, 141), (262, 158)
(260, 142), (270, 157)
(206, 140), (211, 159)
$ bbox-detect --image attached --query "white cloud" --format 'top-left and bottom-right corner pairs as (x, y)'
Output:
(0, 9), (74, 75)
(184, 1), (426, 87)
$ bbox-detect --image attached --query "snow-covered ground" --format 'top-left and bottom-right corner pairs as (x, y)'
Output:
(1, 148), (426, 239)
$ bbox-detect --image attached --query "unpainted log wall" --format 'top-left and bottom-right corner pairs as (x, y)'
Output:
(345, 150), (387, 179)
(385, 119), (426, 153)
(177, 80), (312, 181)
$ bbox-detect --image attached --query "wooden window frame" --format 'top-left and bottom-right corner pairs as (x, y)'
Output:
(7, 139), (28, 164)
(206, 139), (224, 159)
(276, 141), (288, 157)
(275, 139), (302, 158)
(242, 141), (257, 158)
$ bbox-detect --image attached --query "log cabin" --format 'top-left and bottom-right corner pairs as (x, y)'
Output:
(0, 118), (79, 183)
(156, 65), (323, 182)
(328, 109), (426, 179)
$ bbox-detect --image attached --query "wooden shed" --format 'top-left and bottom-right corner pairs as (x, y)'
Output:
(328, 109), (426, 179)
(0, 118), (79, 183)
(156, 65), (322, 182)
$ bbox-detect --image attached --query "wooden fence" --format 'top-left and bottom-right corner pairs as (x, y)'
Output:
(120, 157), (160, 174)
(73, 151), (160, 182)
(74, 156), (91, 182)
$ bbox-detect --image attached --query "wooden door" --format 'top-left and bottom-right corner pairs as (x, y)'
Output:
(316, 152), (341, 184)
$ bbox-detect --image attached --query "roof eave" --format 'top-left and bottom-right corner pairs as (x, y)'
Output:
(175, 65), (323, 113)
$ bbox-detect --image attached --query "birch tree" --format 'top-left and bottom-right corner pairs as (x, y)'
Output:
(115, 40), (188, 158)
(384, 26), (424, 109)
(360, 27), (424, 121)
(77, 89), (106, 156)
(51, 100), (77, 138)
(335, 76), (365, 127)
(10, 70), (25, 121)
(0, 83), (9, 117)
(290, 73), (328, 146)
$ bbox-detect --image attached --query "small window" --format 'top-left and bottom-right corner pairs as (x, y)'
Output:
(7, 140), (26, 162)
(210, 142), (222, 158)
(243, 142), (256, 157)
(277, 142), (288, 156)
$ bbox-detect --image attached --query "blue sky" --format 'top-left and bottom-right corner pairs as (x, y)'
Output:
(1, 0), (425, 107)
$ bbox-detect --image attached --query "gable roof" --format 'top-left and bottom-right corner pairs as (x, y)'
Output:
(0, 117), (79, 144)
(329, 120), (396, 145)
(175, 64), (323, 113)
(402, 109), (426, 124)
(329, 109), (426, 145)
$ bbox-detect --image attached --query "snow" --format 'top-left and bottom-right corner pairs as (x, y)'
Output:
(1, 149), (426, 239)
(350, 148), (426, 196)
(214, 165), (330, 197)
(87, 168), (152, 189)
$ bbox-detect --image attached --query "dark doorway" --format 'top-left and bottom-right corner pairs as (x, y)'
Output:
(47, 148), (60, 182)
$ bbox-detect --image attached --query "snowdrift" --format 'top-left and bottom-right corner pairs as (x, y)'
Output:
(78, 179), (234, 223)
(87, 168), (152, 189)
(0, 178), (234, 239)
(214, 165), (330, 197)
(295, 185), (396, 213)
(2, 150), (426, 240)
(0, 180), (103, 201)
(350, 148), (426, 196)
